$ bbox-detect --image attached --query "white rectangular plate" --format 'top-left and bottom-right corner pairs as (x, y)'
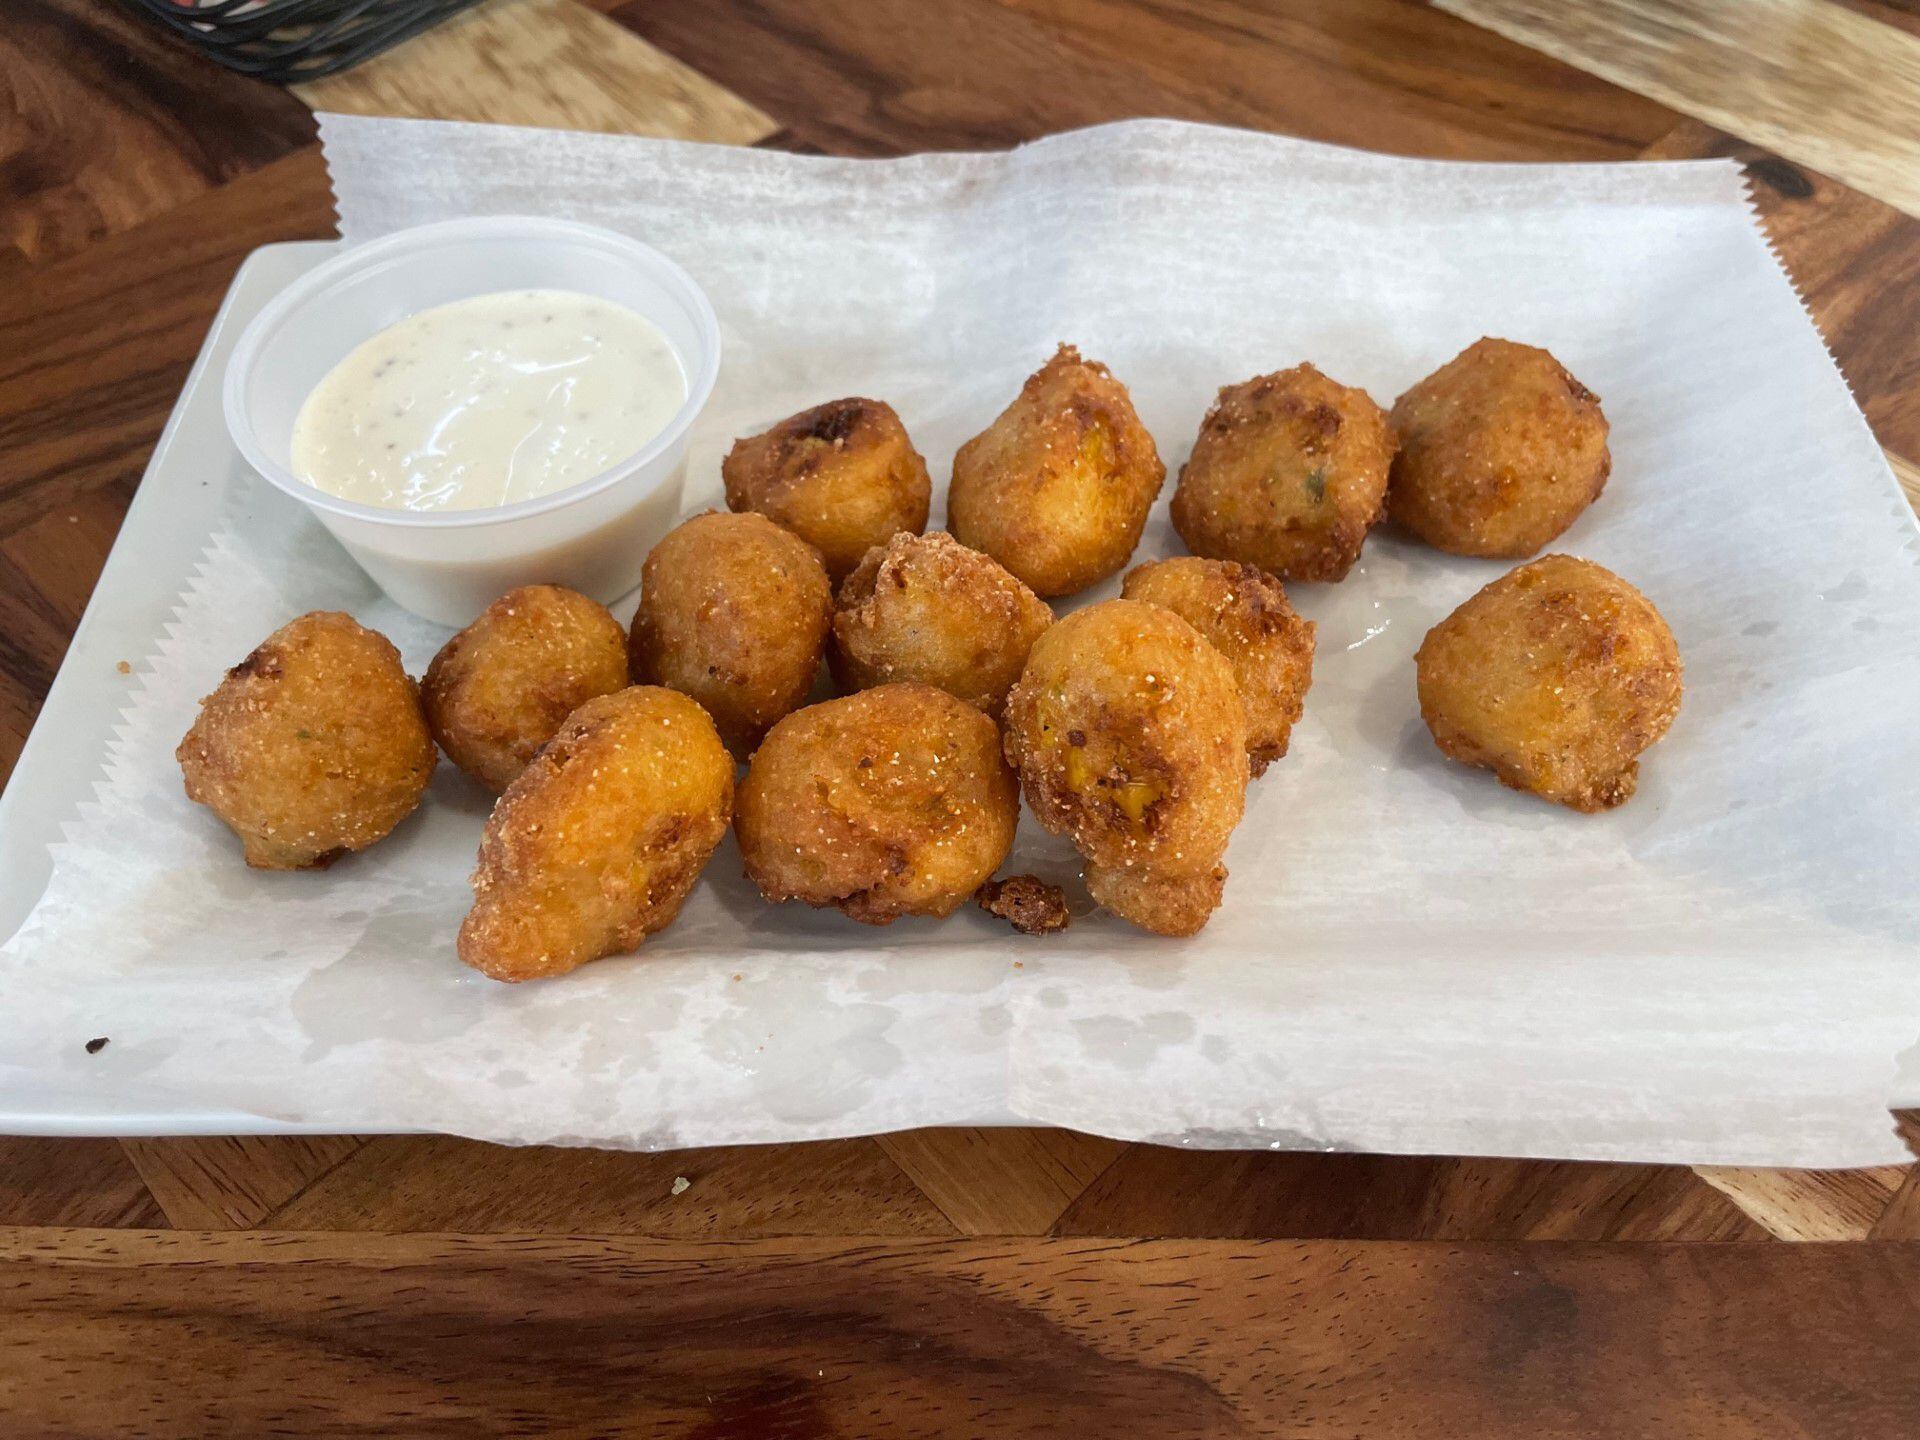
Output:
(4, 118), (1918, 1156)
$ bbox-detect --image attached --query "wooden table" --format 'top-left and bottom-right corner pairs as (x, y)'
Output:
(4, 1), (1919, 1431)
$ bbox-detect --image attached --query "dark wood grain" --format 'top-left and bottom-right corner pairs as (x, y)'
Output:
(262, 1135), (957, 1234)
(0, 146), (335, 541)
(0, 0), (313, 268)
(0, 1140), (166, 1227)
(615, 0), (1679, 159)
(2, 1231), (1918, 1435)
(119, 1136), (367, 1229)
(1053, 1147), (1770, 1241)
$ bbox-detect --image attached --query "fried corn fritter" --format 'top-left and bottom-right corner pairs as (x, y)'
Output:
(457, 687), (734, 982)
(1002, 600), (1249, 936)
(948, 345), (1166, 597)
(1415, 554), (1681, 812)
(1170, 364), (1394, 583)
(735, 683), (1019, 925)
(1389, 338), (1610, 558)
(177, 611), (435, 870)
(629, 510), (832, 755)
(723, 397), (932, 580)
(423, 584), (630, 792)
(830, 531), (1054, 716)
(1122, 557), (1316, 777)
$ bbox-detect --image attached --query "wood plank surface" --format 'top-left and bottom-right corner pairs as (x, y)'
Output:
(0, 0), (1915, 1330)
(2, 1231), (1918, 1435)
(0, 1), (313, 267)
(295, 0), (777, 143)
(261, 1135), (957, 1234)
(1440, 0), (1920, 219)
(615, 0), (1681, 159)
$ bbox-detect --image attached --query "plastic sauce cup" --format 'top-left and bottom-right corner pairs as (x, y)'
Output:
(223, 216), (720, 626)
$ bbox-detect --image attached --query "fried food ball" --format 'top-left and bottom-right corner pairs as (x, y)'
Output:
(974, 874), (1072, 935)
(1388, 337), (1610, 557)
(1003, 600), (1249, 936)
(1170, 364), (1394, 582)
(735, 683), (1019, 925)
(629, 510), (832, 755)
(830, 531), (1054, 716)
(422, 585), (629, 792)
(176, 611), (435, 870)
(1415, 555), (1682, 812)
(949, 344), (1166, 597)
(722, 397), (931, 580)
(458, 687), (733, 982)
(1121, 557), (1316, 777)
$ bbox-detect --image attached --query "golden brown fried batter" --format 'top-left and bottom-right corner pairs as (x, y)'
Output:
(735, 683), (1019, 925)
(1170, 364), (1394, 582)
(1389, 337), (1610, 558)
(948, 345), (1166, 597)
(177, 611), (435, 870)
(1416, 554), (1682, 812)
(458, 687), (734, 982)
(1003, 600), (1248, 936)
(830, 531), (1054, 716)
(423, 584), (629, 792)
(722, 397), (931, 580)
(629, 510), (832, 755)
(974, 874), (1072, 935)
(1122, 557), (1316, 777)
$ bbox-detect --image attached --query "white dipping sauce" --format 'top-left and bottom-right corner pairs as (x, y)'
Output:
(291, 289), (685, 512)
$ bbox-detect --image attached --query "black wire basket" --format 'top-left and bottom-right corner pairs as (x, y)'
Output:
(119, 0), (488, 84)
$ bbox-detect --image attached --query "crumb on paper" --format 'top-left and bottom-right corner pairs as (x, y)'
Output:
(84, 1036), (109, 1054)
(670, 1175), (691, 1196)
(115, 660), (131, 675)
(975, 874), (1071, 935)
(731, 973), (741, 982)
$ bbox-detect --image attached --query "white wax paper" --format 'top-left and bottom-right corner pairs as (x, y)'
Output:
(3, 114), (1917, 1164)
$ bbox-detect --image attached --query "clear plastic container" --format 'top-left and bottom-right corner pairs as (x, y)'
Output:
(223, 216), (720, 626)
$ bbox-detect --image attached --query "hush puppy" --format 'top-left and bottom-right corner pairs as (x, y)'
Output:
(177, 611), (435, 870)
(949, 345), (1166, 597)
(458, 686), (734, 982)
(629, 510), (832, 755)
(1415, 554), (1681, 812)
(735, 683), (1019, 925)
(1003, 600), (1249, 936)
(1389, 338), (1610, 557)
(1122, 557), (1315, 777)
(723, 397), (931, 580)
(830, 531), (1054, 716)
(1170, 364), (1394, 582)
(423, 584), (629, 792)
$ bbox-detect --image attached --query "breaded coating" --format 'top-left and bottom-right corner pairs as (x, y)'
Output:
(177, 611), (435, 870)
(974, 874), (1071, 935)
(735, 683), (1019, 926)
(629, 510), (832, 755)
(1003, 600), (1249, 936)
(948, 345), (1166, 597)
(1170, 364), (1394, 582)
(1415, 554), (1682, 812)
(723, 397), (931, 580)
(1122, 557), (1316, 777)
(830, 531), (1054, 716)
(458, 687), (734, 981)
(1389, 338), (1610, 558)
(423, 584), (629, 792)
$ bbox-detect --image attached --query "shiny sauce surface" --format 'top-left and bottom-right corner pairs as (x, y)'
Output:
(291, 290), (685, 512)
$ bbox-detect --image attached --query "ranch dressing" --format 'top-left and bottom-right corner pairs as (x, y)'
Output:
(290, 290), (685, 512)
